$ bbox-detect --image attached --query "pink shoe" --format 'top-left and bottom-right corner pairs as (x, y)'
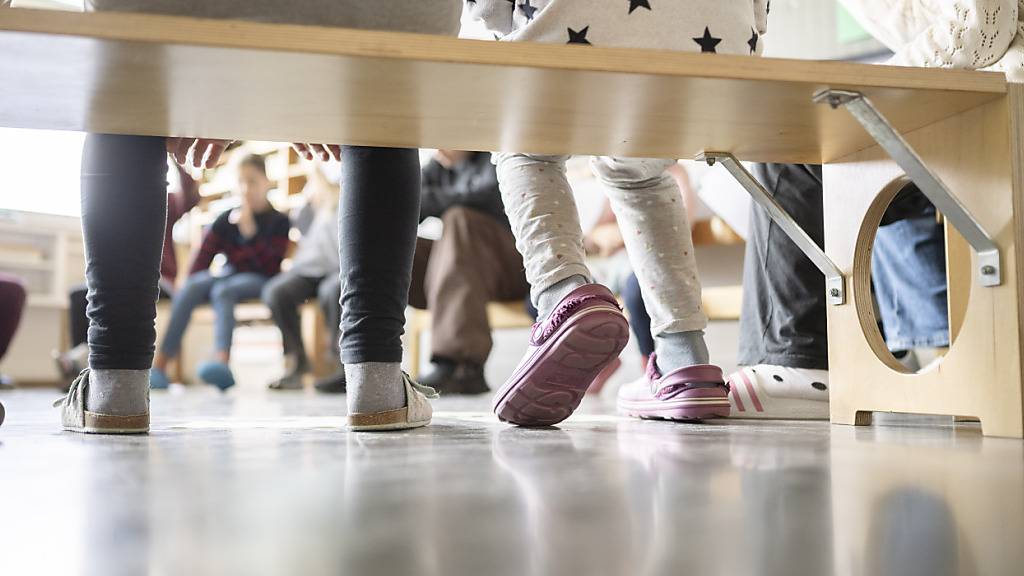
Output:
(617, 354), (730, 421)
(493, 284), (629, 427)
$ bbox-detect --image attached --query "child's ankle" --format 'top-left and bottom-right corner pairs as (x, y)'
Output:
(654, 330), (710, 373)
(346, 362), (405, 415)
(536, 275), (589, 320)
(87, 368), (150, 416)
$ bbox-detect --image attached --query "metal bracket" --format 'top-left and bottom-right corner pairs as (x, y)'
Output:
(813, 88), (1002, 287)
(696, 151), (847, 306)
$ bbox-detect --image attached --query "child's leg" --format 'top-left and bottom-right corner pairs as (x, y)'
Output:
(492, 153), (629, 427)
(209, 272), (267, 360)
(591, 157), (708, 373)
(77, 134), (167, 426)
(494, 153), (591, 320)
(155, 270), (217, 362)
(338, 146), (422, 422)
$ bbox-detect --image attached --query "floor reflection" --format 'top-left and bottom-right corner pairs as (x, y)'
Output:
(0, 391), (1020, 576)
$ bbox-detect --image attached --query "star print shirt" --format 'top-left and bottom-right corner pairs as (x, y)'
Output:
(466, 0), (768, 55)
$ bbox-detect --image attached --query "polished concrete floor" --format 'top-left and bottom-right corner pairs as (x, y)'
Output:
(0, 388), (1021, 576)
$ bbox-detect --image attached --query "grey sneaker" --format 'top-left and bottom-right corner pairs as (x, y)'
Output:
(54, 369), (149, 434)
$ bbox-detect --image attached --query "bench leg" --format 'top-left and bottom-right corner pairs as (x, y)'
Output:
(822, 88), (1024, 438)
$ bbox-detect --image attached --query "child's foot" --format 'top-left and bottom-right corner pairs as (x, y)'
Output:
(150, 367), (171, 390)
(617, 354), (729, 421)
(55, 369), (150, 434)
(726, 365), (829, 420)
(348, 371), (437, 431)
(197, 361), (235, 391)
(494, 284), (629, 427)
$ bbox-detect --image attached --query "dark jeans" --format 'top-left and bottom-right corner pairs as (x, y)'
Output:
(338, 146), (422, 364)
(738, 164), (828, 370)
(80, 134), (168, 370)
(262, 272), (342, 367)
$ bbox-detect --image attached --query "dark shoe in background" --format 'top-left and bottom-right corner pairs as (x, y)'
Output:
(268, 369), (306, 391)
(314, 368), (347, 394)
(419, 360), (489, 395)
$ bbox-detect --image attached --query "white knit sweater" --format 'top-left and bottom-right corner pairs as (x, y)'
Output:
(839, 0), (1024, 82)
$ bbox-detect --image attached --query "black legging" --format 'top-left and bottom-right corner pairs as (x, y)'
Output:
(337, 146), (422, 364)
(80, 134), (168, 370)
(80, 137), (420, 370)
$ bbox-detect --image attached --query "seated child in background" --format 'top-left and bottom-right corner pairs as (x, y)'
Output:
(263, 164), (344, 393)
(151, 155), (291, 391)
(468, 0), (769, 426)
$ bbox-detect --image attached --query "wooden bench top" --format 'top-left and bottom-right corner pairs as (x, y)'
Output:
(0, 8), (1007, 164)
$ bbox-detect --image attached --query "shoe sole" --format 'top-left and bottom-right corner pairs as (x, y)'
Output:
(618, 397), (731, 421)
(494, 306), (629, 427)
(64, 411), (150, 434)
(728, 396), (829, 420)
(349, 407), (431, 431)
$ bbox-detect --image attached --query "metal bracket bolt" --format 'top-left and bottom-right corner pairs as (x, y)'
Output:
(696, 151), (848, 306)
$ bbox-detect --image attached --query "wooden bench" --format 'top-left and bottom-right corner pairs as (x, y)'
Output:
(2, 8), (1021, 437)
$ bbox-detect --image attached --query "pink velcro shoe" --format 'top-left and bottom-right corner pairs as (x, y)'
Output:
(617, 354), (730, 421)
(493, 284), (629, 427)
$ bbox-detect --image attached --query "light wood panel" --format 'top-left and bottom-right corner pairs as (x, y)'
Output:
(822, 90), (1024, 438)
(0, 8), (1007, 163)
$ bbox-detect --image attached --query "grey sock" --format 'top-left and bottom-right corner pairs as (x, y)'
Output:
(536, 275), (589, 321)
(87, 369), (150, 416)
(346, 362), (405, 415)
(654, 330), (710, 373)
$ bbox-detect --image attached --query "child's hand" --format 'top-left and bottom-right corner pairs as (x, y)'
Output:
(292, 143), (341, 162)
(166, 138), (231, 169)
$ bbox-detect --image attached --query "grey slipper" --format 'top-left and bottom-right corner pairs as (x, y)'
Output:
(55, 369), (149, 434)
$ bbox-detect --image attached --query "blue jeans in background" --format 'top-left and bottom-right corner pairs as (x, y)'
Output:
(159, 269), (269, 358)
(872, 215), (950, 351)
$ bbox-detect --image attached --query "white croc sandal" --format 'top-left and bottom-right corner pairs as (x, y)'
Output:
(348, 373), (437, 432)
(726, 365), (830, 420)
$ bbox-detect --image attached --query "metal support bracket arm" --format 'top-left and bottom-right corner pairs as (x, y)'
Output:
(813, 88), (1002, 287)
(695, 151), (848, 306)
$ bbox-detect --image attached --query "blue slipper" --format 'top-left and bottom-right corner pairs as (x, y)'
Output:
(197, 361), (235, 391)
(150, 368), (171, 390)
